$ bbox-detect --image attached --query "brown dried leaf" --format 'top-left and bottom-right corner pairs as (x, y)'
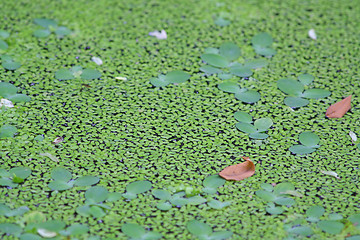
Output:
(326, 95), (351, 118)
(219, 156), (255, 181)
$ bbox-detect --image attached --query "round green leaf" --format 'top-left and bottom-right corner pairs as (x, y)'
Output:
(244, 59), (268, 69)
(2, 61), (21, 70)
(34, 18), (57, 28)
(207, 199), (231, 209)
(55, 26), (71, 36)
(0, 39), (8, 50)
(204, 47), (219, 54)
(126, 180), (152, 194)
(277, 78), (304, 96)
(201, 53), (230, 68)
(0, 223), (22, 236)
(107, 192), (122, 202)
(298, 73), (314, 85)
(287, 226), (313, 236)
(284, 96), (309, 108)
(214, 17), (231, 26)
(252, 32), (273, 47)
(210, 231), (233, 240)
(20, 233), (41, 240)
(0, 30), (10, 39)
(122, 223), (145, 238)
(254, 118), (273, 132)
(10, 166), (31, 179)
(306, 206), (325, 219)
(329, 213), (343, 221)
(234, 111), (253, 123)
(260, 183), (274, 192)
(7, 94), (31, 103)
(200, 65), (222, 75)
(229, 66), (253, 77)
(152, 189), (171, 200)
(156, 201), (172, 211)
(33, 29), (51, 38)
(38, 220), (66, 232)
(0, 178), (18, 187)
(76, 205), (91, 217)
(203, 175), (225, 189)
(0, 82), (17, 97)
(235, 90), (261, 103)
(169, 195), (188, 206)
(218, 73), (233, 80)
(85, 186), (109, 202)
(150, 75), (169, 87)
(299, 132), (320, 147)
(0, 124), (17, 138)
(266, 206), (284, 215)
(142, 232), (163, 240)
(289, 145), (316, 154)
(51, 168), (72, 182)
(318, 220), (344, 234)
(165, 70), (190, 84)
(253, 46), (276, 57)
(249, 132), (269, 139)
(73, 176), (100, 186)
(61, 224), (89, 236)
(302, 89), (331, 99)
(218, 82), (241, 94)
(187, 220), (212, 237)
(219, 42), (241, 61)
(81, 69), (101, 80)
(5, 206), (29, 217)
(48, 180), (73, 191)
(187, 196), (207, 205)
(55, 69), (74, 80)
(235, 122), (257, 134)
(255, 190), (276, 201)
(274, 197), (296, 206)
(273, 182), (295, 195)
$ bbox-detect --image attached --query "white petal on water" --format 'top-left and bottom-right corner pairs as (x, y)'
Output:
(91, 56), (103, 65)
(321, 170), (340, 179)
(115, 76), (127, 80)
(308, 29), (317, 40)
(149, 30), (167, 40)
(349, 131), (357, 142)
(38, 228), (57, 238)
(0, 99), (14, 108)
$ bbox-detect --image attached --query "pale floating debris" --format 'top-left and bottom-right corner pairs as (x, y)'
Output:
(38, 228), (57, 238)
(149, 30), (167, 40)
(39, 152), (59, 162)
(52, 136), (64, 144)
(115, 76), (127, 80)
(0, 98), (14, 108)
(321, 170), (340, 179)
(91, 56), (103, 65)
(349, 131), (357, 142)
(308, 29), (317, 40)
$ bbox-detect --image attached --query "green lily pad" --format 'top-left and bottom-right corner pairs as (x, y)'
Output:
(200, 65), (222, 75)
(274, 197), (295, 206)
(287, 226), (313, 236)
(218, 82), (242, 94)
(284, 97), (309, 108)
(203, 175), (226, 189)
(302, 89), (331, 99)
(48, 180), (73, 191)
(234, 111), (253, 123)
(187, 196), (207, 205)
(209, 231), (233, 240)
(260, 183), (274, 192)
(51, 168), (72, 182)
(55, 26), (71, 36)
(329, 213), (343, 221)
(73, 176), (100, 186)
(214, 17), (231, 26)
(107, 192), (123, 202)
(253, 46), (277, 57)
(204, 47), (219, 54)
(252, 32), (273, 47)
(207, 199), (231, 209)
(9, 166), (31, 179)
(60, 224), (89, 236)
(0, 39), (8, 50)
(235, 90), (260, 103)
(289, 145), (317, 155)
(229, 66), (253, 77)
(0, 30), (10, 39)
(266, 205), (284, 215)
(0, 223), (22, 236)
(244, 59), (268, 69)
(201, 53), (230, 68)
(254, 118), (273, 132)
(0, 124), (17, 138)
(85, 186), (109, 203)
(0, 82), (17, 97)
(249, 132), (269, 139)
(255, 190), (276, 201)
(2, 60), (21, 70)
(33, 29), (51, 38)
(81, 69), (102, 80)
(125, 180), (152, 195)
(34, 18), (57, 28)
(219, 42), (241, 61)
(218, 73), (233, 80)
(19, 233), (41, 240)
(152, 189), (172, 200)
(187, 220), (212, 237)
(150, 75), (169, 87)
(317, 220), (344, 234)
(236, 122), (257, 134)
(156, 201), (172, 211)
(298, 73), (314, 85)
(7, 94), (31, 103)
(277, 78), (304, 96)
(165, 70), (190, 84)
(55, 69), (75, 80)
(306, 206), (325, 222)
(299, 132), (320, 147)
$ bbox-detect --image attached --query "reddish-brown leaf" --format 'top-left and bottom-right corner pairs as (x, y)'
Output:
(326, 95), (352, 118)
(219, 156), (255, 181)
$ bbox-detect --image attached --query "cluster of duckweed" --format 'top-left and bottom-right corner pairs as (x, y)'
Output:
(1, 0), (360, 239)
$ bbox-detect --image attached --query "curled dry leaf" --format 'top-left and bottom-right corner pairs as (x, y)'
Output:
(52, 136), (64, 144)
(308, 29), (317, 40)
(326, 95), (351, 118)
(219, 156), (255, 181)
(0, 99), (14, 108)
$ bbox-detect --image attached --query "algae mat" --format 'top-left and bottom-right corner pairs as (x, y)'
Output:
(1, 0), (360, 239)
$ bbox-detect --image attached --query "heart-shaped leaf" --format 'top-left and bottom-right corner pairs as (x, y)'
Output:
(277, 78), (304, 96)
(51, 168), (72, 182)
(298, 74), (314, 85)
(235, 122), (257, 134)
(306, 205), (325, 222)
(299, 132), (320, 147)
(219, 42), (241, 61)
(254, 118), (273, 132)
(284, 96), (309, 108)
(273, 182), (295, 195)
(201, 54), (230, 68)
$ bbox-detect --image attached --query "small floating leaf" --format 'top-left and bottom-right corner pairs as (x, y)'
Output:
(54, 26), (71, 36)
(252, 32), (273, 47)
(200, 65), (222, 74)
(235, 90), (260, 103)
(298, 73), (314, 85)
(34, 18), (57, 28)
(302, 89), (331, 99)
(326, 95), (351, 118)
(234, 111), (253, 123)
(317, 220), (344, 234)
(0, 82), (17, 97)
(284, 96), (309, 108)
(214, 17), (231, 26)
(165, 70), (190, 84)
(187, 220), (212, 237)
(306, 205), (325, 222)
(229, 66), (253, 77)
(7, 94), (31, 103)
(33, 29), (51, 38)
(277, 78), (304, 96)
(0, 124), (17, 138)
(299, 132), (320, 147)
(219, 156), (255, 181)
(150, 75), (168, 87)
(207, 200), (231, 209)
(73, 176), (100, 186)
(243, 59), (268, 69)
(201, 53), (230, 68)
(0, 40), (8, 50)
(55, 69), (74, 80)
(254, 118), (273, 132)
(81, 69), (101, 80)
(289, 145), (317, 155)
(152, 189), (171, 200)
(218, 82), (242, 94)
(219, 42), (241, 61)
